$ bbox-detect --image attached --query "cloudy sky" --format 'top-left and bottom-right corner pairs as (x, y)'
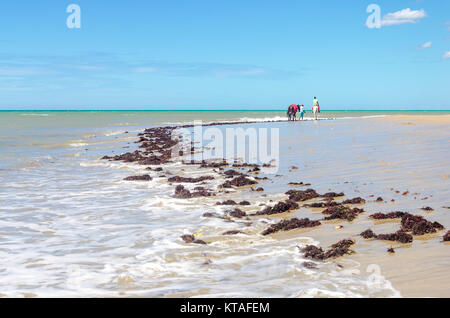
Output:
(0, 0), (449, 110)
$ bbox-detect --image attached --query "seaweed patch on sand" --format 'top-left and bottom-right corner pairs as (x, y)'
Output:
(302, 239), (355, 260)
(443, 231), (450, 242)
(100, 119), (448, 268)
(261, 218), (321, 236)
(168, 175), (215, 183)
(322, 205), (364, 222)
(174, 185), (215, 198)
(285, 189), (320, 202)
(181, 234), (207, 245)
(369, 212), (444, 236)
(123, 174), (152, 181)
(254, 200), (299, 216)
(360, 229), (413, 244)
(221, 175), (257, 188)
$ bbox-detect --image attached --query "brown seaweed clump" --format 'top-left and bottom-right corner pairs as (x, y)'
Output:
(103, 126), (178, 166)
(200, 160), (228, 168)
(174, 185), (192, 198)
(232, 163), (260, 168)
(322, 205), (364, 222)
(289, 182), (311, 186)
(123, 174), (152, 181)
(216, 200), (237, 206)
(302, 245), (325, 260)
(221, 175), (257, 188)
(228, 208), (247, 219)
(302, 262), (317, 269)
(302, 239), (355, 260)
(363, 213), (444, 242)
(174, 185), (214, 199)
(261, 218), (321, 236)
(400, 214), (444, 235)
(370, 212), (408, 220)
(322, 192), (345, 199)
(168, 175), (214, 183)
(360, 229), (413, 243)
(341, 197), (366, 204)
(102, 150), (144, 163)
(255, 200), (299, 216)
(203, 212), (220, 218)
(223, 169), (243, 178)
(181, 234), (207, 245)
(443, 231), (450, 242)
(303, 201), (339, 208)
(360, 229), (377, 239)
(285, 189), (320, 202)
(377, 231), (413, 244)
(222, 230), (245, 235)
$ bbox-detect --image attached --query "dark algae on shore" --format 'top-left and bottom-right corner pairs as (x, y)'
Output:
(101, 120), (448, 268)
(443, 231), (450, 242)
(181, 234), (207, 245)
(361, 212), (445, 244)
(221, 175), (258, 188)
(168, 175), (215, 183)
(302, 239), (355, 260)
(174, 185), (215, 198)
(262, 218), (321, 236)
(255, 200), (299, 216)
(360, 229), (413, 244)
(369, 212), (444, 235)
(123, 174), (152, 181)
(285, 189), (320, 202)
(322, 205), (364, 222)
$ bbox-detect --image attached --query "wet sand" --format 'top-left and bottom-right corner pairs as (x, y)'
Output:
(259, 115), (450, 297)
(0, 112), (448, 297)
(101, 114), (449, 297)
(387, 114), (450, 124)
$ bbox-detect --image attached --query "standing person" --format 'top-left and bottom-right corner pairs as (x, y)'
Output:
(312, 97), (320, 120)
(299, 104), (305, 120)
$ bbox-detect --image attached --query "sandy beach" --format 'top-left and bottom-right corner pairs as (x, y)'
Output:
(0, 111), (449, 297)
(388, 114), (450, 124)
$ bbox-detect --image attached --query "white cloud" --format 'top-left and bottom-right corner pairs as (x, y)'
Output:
(443, 51), (450, 60)
(417, 41), (432, 49)
(213, 68), (267, 78)
(128, 63), (290, 78)
(381, 8), (427, 27)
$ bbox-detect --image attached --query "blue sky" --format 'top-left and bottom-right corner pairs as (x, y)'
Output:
(0, 0), (449, 110)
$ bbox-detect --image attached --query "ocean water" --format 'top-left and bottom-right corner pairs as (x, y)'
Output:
(0, 110), (449, 297)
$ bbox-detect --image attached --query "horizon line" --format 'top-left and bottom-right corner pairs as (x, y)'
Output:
(1, 109), (450, 112)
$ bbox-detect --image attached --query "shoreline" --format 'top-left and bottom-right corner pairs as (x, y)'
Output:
(1, 112), (448, 297)
(101, 117), (449, 297)
(386, 114), (450, 124)
(1, 109), (450, 113)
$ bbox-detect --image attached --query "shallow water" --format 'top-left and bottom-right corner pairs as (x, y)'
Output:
(0, 111), (448, 297)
